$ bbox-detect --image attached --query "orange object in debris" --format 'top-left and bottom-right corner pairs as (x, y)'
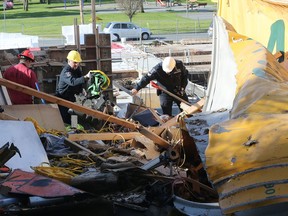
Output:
(2, 169), (85, 197)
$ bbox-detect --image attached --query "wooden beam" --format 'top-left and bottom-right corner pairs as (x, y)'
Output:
(68, 132), (140, 141)
(153, 98), (205, 135)
(0, 112), (18, 121)
(138, 125), (170, 149)
(161, 98), (204, 128)
(0, 78), (137, 130)
(64, 138), (106, 162)
(0, 78), (169, 148)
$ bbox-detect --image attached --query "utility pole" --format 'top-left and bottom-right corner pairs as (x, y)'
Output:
(79, 0), (84, 24)
(3, 0), (6, 31)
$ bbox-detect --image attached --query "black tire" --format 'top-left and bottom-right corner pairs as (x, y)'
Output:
(142, 33), (150, 40)
(113, 34), (120, 41)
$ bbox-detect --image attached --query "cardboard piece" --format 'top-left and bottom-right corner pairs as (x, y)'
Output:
(1, 104), (65, 132)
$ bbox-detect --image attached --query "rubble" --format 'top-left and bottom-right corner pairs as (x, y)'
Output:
(0, 24), (214, 215)
(0, 77), (212, 215)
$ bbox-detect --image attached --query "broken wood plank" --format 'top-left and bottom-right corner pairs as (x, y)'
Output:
(0, 78), (169, 148)
(87, 142), (132, 155)
(0, 78), (137, 129)
(64, 138), (106, 162)
(161, 98), (204, 128)
(0, 112), (18, 121)
(138, 125), (170, 149)
(134, 136), (160, 160)
(153, 98), (205, 135)
(68, 132), (141, 141)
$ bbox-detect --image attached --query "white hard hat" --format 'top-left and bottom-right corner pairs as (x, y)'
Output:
(162, 57), (176, 73)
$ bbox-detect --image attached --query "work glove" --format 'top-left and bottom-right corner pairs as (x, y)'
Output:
(180, 88), (185, 96)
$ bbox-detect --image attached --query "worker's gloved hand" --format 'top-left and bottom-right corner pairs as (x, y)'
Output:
(84, 71), (92, 80)
(180, 88), (185, 96)
(131, 89), (138, 95)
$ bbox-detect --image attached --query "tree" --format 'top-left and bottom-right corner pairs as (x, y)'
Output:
(116, 0), (142, 22)
(23, 0), (29, 11)
(140, 0), (145, 13)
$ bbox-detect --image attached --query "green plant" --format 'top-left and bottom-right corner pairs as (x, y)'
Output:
(0, 0), (214, 37)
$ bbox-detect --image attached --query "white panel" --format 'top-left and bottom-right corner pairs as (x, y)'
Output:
(203, 16), (238, 112)
(1, 120), (49, 172)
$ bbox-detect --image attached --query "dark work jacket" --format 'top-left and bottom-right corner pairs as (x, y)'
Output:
(135, 60), (188, 95)
(56, 64), (85, 102)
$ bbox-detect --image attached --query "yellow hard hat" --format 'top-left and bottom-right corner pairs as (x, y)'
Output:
(67, 50), (82, 62)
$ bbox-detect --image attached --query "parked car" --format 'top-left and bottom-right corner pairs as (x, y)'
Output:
(103, 22), (152, 41)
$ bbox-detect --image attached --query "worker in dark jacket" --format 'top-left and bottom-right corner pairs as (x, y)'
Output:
(131, 57), (189, 116)
(3, 49), (38, 104)
(56, 50), (90, 124)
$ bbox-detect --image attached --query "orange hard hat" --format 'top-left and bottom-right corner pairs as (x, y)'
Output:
(18, 49), (35, 62)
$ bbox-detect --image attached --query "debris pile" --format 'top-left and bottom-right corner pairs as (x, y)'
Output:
(0, 75), (217, 215)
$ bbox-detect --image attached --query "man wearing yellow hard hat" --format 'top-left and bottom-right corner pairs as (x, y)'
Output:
(56, 50), (91, 124)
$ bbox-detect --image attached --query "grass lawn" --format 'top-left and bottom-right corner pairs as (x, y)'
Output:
(0, 0), (216, 37)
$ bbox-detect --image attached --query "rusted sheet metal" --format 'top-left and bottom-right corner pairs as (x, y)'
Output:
(1, 169), (85, 197)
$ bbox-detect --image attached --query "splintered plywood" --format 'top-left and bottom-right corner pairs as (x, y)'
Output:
(1, 104), (65, 132)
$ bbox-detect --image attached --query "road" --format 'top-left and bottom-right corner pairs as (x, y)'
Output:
(148, 32), (210, 41)
(39, 2), (215, 47)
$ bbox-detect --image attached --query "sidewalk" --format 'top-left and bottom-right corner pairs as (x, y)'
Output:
(85, 1), (216, 16)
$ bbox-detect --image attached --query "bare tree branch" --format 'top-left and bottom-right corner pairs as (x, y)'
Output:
(116, 0), (143, 22)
